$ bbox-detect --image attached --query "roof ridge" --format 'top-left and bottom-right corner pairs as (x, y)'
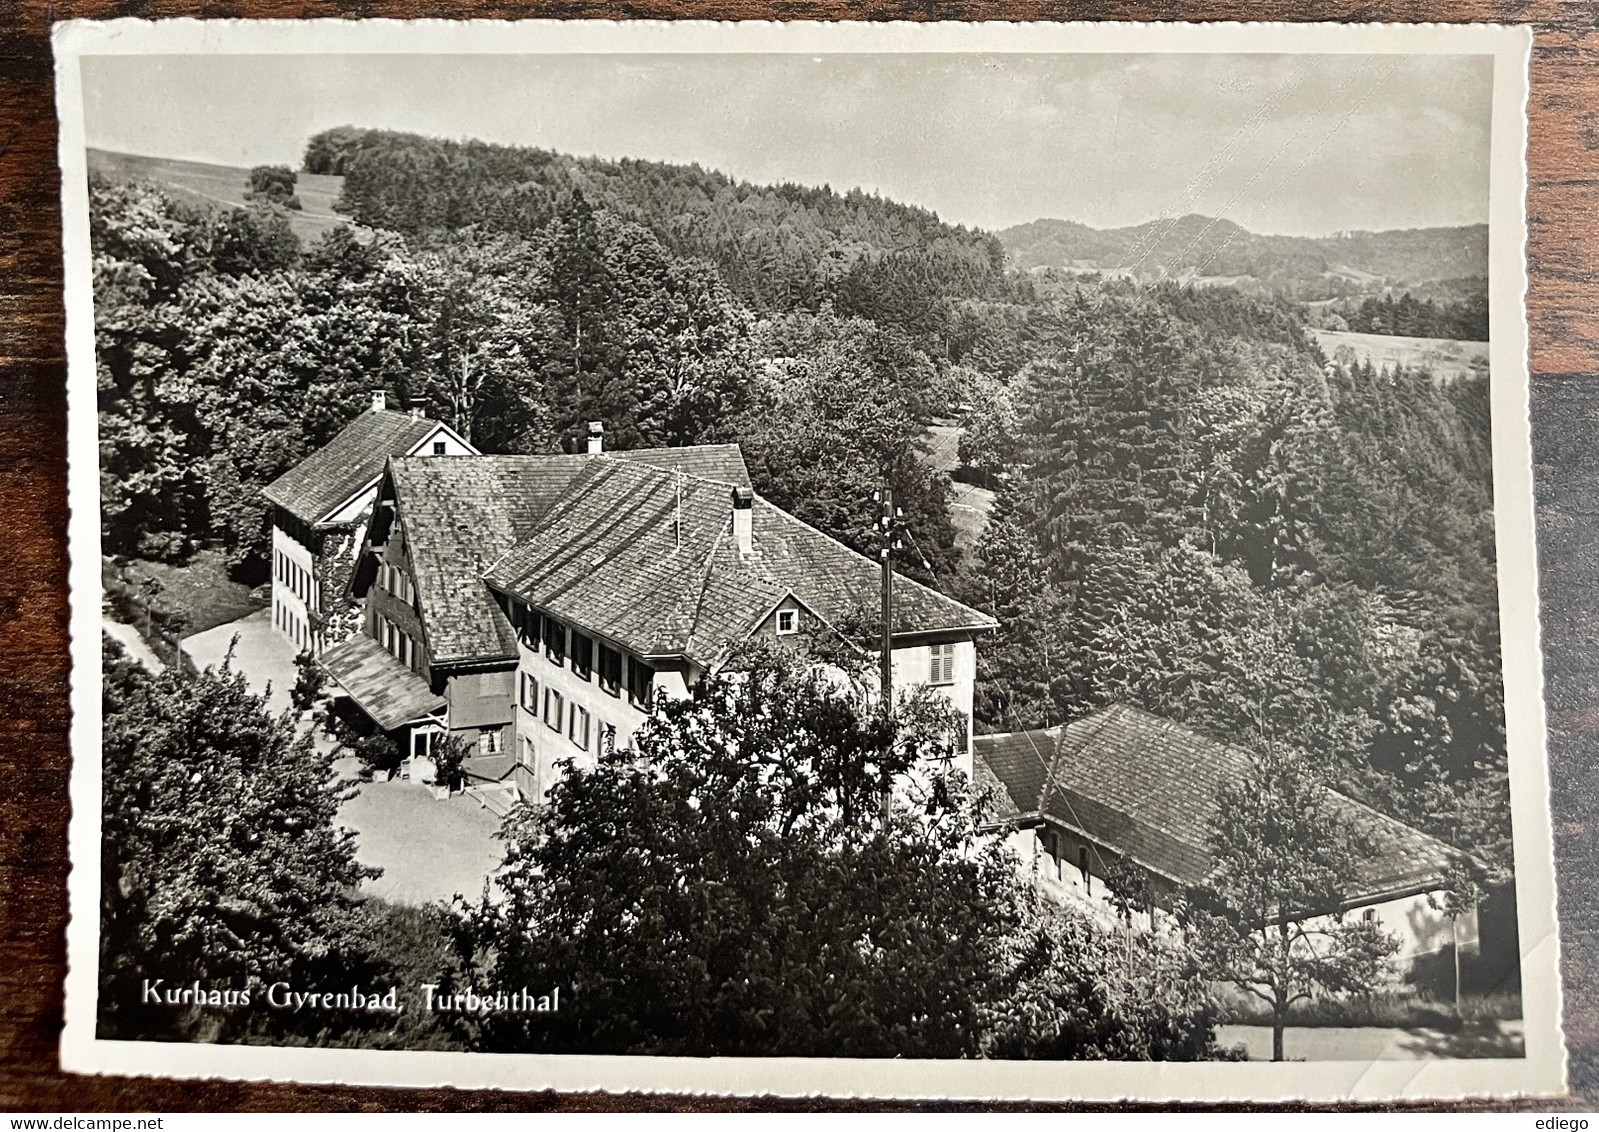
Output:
(680, 510), (739, 660)
(756, 497), (998, 629)
(597, 449), (745, 491)
(660, 474), (749, 653)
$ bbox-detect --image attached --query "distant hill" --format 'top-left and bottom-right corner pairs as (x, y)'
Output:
(998, 214), (1488, 300)
(87, 148), (354, 244)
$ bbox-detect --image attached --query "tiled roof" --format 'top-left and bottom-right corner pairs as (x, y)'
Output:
(263, 409), (442, 527)
(974, 704), (1463, 906)
(484, 458), (995, 666)
(319, 632), (446, 730)
(388, 455), (589, 665)
(606, 443), (751, 488)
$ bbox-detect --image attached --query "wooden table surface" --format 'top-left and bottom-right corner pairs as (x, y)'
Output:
(3, 1), (1597, 1112)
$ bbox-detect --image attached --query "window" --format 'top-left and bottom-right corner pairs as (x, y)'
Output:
(519, 735), (536, 769)
(929, 643), (956, 685)
(544, 687), (564, 732)
(1078, 846), (1091, 894)
(519, 671), (539, 712)
(432, 441), (447, 455)
(569, 704), (591, 751)
(516, 603), (541, 649)
(480, 726), (504, 756)
(600, 721), (617, 755)
(627, 658), (655, 708)
(776, 609), (797, 635)
(544, 616), (566, 665)
(598, 646), (622, 697)
(381, 563), (413, 604)
(570, 632), (593, 681)
(1362, 908), (1377, 923)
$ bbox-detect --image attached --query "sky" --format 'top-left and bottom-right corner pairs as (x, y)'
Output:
(79, 51), (1495, 237)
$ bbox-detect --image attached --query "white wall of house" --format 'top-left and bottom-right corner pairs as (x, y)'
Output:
(1020, 826), (1481, 979)
(1332, 889), (1481, 967)
(271, 525), (319, 655)
(512, 632), (651, 803)
(889, 637), (977, 777)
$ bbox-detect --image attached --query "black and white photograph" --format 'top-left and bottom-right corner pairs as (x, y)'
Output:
(54, 19), (1561, 1100)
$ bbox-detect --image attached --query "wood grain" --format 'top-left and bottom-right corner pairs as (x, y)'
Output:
(3, 1), (1596, 1111)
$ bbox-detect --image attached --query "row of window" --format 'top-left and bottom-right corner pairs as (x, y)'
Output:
(273, 599), (312, 652)
(378, 561), (415, 606)
(375, 612), (418, 671)
(510, 603), (654, 707)
(516, 724), (617, 776)
(275, 549), (315, 607)
(516, 670), (618, 755)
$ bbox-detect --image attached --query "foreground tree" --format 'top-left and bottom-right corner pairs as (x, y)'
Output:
(448, 643), (1229, 1060)
(981, 891), (1227, 1061)
(452, 643), (1015, 1057)
(99, 637), (382, 1042)
(1186, 743), (1400, 1061)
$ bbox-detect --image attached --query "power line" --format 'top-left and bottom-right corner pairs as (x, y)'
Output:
(1136, 59), (1375, 303)
(1174, 57), (1406, 292)
(1114, 59), (1321, 284)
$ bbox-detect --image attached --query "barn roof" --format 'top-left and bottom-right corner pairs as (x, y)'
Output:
(974, 704), (1464, 907)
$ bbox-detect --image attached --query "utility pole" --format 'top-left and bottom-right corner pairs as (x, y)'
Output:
(876, 486), (902, 831)
(876, 486), (902, 716)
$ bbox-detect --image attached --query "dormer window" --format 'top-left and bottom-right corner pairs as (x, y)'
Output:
(776, 609), (797, 635)
(432, 441), (446, 455)
(516, 603), (541, 649)
(627, 658), (655, 709)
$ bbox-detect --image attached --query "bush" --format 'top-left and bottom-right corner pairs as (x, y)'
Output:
(432, 734), (468, 794)
(321, 704), (403, 779)
(290, 650), (326, 714)
(244, 165), (303, 213)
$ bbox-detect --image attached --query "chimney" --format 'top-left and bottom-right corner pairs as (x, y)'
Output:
(371, 389), (387, 413)
(732, 486), (753, 557)
(587, 421), (605, 455)
(408, 396), (425, 421)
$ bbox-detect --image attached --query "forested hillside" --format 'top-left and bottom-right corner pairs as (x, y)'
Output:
(999, 214), (1488, 301)
(90, 130), (1509, 876)
(306, 126), (1015, 333)
(957, 280), (1506, 871)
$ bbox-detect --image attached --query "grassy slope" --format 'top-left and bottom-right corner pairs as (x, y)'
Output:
(1310, 328), (1490, 383)
(88, 148), (354, 244)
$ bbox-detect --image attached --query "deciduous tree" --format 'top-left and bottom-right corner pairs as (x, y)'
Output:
(1186, 743), (1400, 1061)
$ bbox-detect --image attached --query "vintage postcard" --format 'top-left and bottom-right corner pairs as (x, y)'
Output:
(54, 19), (1562, 1101)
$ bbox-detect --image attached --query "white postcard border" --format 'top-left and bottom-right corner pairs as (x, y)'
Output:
(54, 17), (1560, 1102)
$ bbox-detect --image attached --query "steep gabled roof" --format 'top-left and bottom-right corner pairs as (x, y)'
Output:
(264, 409), (448, 527)
(484, 459), (996, 666)
(975, 704), (1463, 906)
(387, 455), (588, 665)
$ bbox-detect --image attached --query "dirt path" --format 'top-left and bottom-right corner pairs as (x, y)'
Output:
(1216, 1019), (1525, 1061)
(101, 619), (163, 672)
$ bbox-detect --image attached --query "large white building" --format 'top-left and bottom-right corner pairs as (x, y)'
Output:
(261, 392), (475, 656)
(315, 437), (995, 801)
